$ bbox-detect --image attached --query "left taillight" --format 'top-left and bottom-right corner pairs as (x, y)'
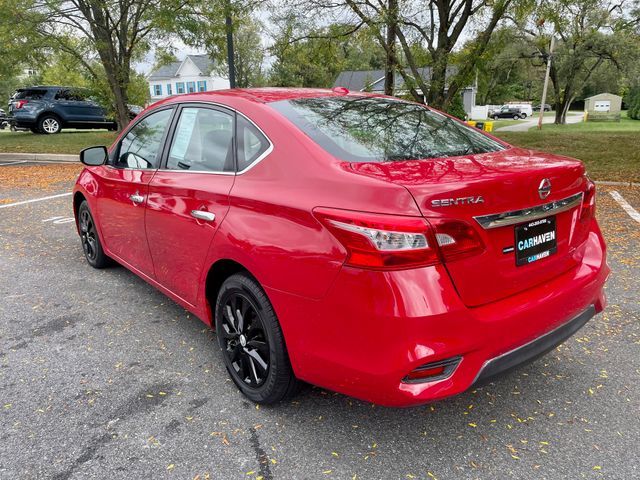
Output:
(15, 100), (28, 109)
(314, 207), (485, 270)
(313, 207), (439, 270)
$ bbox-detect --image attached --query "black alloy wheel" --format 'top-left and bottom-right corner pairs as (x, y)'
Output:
(215, 273), (299, 404)
(78, 201), (110, 268)
(220, 291), (271, 387)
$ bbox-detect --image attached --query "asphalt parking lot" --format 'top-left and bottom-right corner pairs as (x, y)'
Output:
(1, 163), (639, 480)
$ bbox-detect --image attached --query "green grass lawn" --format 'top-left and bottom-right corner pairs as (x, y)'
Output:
(0, 129), (118, 154)
(495, 114), (640, 182)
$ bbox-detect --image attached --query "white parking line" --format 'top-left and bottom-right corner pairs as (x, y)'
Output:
(0, 192), (72, 209)
(610, 190), (640, 225)
(0, 160), (29, 166)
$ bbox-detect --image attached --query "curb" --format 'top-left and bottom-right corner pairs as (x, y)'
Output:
(0, 152), (78, 163)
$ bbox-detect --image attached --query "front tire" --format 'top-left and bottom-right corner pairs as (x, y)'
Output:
(78, 201), (110, 268)
(215, 273), (299, 404)
(38, 114), (61, 134)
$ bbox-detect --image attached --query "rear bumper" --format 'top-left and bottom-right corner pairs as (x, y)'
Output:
(473, 304), (596, 386)
(267, 224), (609, 407)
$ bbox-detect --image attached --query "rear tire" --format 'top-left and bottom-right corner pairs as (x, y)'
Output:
(78, 201), (110, 268)
(38, 114), (61, 134)
(215, 273), (299, 404)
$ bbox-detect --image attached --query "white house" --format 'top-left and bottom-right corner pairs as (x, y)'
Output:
(147, 54), (229, 101)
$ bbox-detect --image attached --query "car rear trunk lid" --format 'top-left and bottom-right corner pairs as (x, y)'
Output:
(350, 148), (592, 306)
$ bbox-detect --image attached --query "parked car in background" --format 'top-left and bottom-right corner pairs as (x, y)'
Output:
(73, 88), (608, 407)
(491, 106), (527, 120)
(0, 107), (7, 130)
(534, 104), (553, 112)
(8, 86), (117, 134)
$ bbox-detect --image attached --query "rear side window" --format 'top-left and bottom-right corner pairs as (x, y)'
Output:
(167, 107), (234, 172)
(55, 89), (87, 101)
(270, 96), (505, 162)
(115, 108), (173, 169)
(236, 116), (270, 171)
(13, 89), (47, 100)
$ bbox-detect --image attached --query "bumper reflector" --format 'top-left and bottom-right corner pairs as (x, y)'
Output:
(402, 356), (462, 384)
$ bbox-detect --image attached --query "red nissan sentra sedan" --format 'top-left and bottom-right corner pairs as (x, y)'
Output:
(73, 88), (609, 406)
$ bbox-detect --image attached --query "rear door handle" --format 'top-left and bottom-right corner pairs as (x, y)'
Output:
(190, 210), (215, 222)
(129, 193), (144, 204)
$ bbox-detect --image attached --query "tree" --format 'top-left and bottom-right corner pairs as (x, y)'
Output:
(515, 0), (636, 123)
(14, 0), (187, 130)
(269, 18), (386, 88)
(231, 19), (267, 87)
(287, 0), (522, 108)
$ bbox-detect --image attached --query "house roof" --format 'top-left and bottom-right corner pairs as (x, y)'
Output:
(148, 54), (215, 80)
(333, 67), (471, 92)
(585, 92), (622, 100)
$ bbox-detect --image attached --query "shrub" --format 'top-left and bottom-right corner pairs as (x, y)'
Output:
(446, 93), (467, 120)
(629, 88), (640, 120)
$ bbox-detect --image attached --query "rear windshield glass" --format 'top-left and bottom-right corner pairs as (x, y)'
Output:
(270, 96), (505, 162)
(13, 89), (47, 100)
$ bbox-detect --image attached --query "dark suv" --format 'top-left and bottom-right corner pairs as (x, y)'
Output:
(8, 86), (117, 134)
(491, 107), (526, 120)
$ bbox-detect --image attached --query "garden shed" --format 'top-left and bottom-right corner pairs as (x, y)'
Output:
(584, 93), (622, 121)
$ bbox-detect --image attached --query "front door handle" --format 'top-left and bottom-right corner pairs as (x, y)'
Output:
(129, 193), (144, 204)
(190, 210), (215, 222)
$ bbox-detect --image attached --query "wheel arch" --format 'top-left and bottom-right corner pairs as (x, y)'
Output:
(204, 258), (259, 326)
(37, 111), (64, 127)
(72, 191), (86, 233)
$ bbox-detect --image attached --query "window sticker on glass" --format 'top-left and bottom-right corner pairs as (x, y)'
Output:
(170, 109), (199, 160)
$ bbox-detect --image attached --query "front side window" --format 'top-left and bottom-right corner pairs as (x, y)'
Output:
(166, 107), (234, 172)
(237, 116), (270, 171)
(269, 96), (505, 162)
(115, 108), (173, 169)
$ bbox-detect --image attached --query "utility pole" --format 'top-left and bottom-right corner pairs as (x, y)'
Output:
(225, 4), (236, 88)
(537, 35), (555, 130)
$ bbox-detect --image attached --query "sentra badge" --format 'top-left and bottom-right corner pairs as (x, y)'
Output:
(431, 196), (484, 207)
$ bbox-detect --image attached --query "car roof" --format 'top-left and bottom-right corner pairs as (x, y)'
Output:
(158, 87), (381, 105)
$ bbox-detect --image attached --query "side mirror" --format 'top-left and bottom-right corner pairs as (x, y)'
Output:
(80, 146), (108, 166)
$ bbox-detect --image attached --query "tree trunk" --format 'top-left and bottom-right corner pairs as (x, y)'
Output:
(384, 0), (398, 96)
(427, 49), (448, 108)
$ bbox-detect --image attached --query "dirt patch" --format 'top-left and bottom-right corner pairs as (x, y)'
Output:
(0, 164), (82, 198)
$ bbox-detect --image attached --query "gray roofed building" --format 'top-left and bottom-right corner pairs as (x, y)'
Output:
(148, 55), (216, 80)
(333, 67), (477, 115)
(147, 54), (229, 100)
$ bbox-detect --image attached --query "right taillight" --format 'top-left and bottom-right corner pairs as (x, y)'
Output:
(314, 207), (484, 270)
(430, 218), (485, 261)
(581, 177), (596, 221)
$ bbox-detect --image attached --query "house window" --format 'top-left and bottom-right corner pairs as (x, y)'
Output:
(197, 80), (207, 92)
(187, 81), (196, 93)
(176, 82), (185, 94)
(153, 84), (162, 96)
(166, 84), (172, 95)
